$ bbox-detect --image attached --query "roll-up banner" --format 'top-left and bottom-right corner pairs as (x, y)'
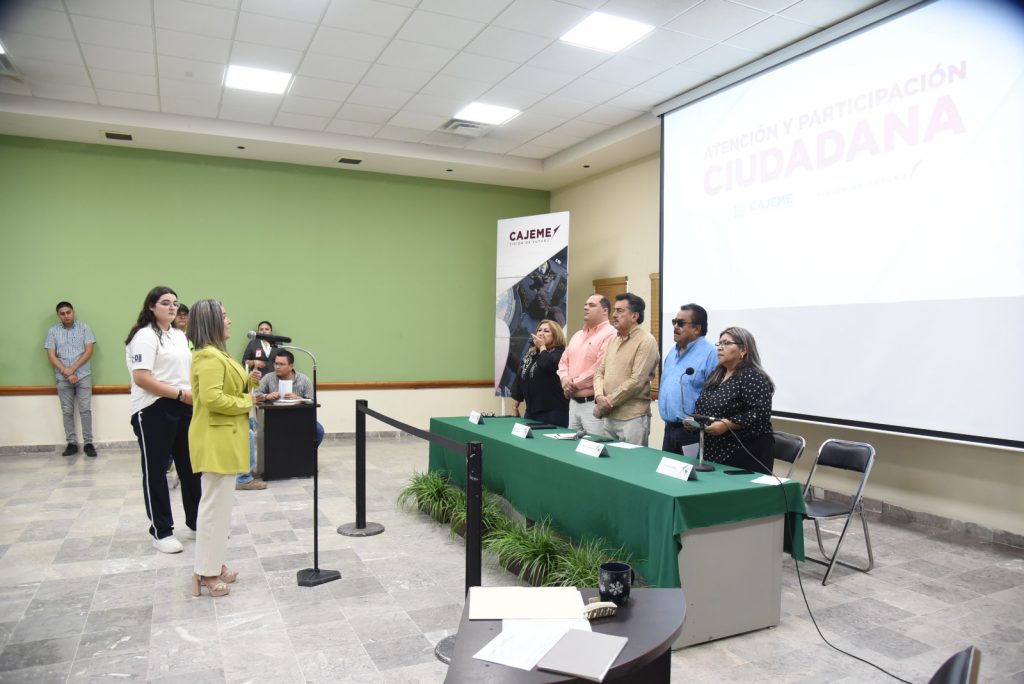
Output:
(495, 212), (569, 396)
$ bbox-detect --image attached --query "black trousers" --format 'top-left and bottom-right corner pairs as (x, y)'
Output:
(131, 398), (201, 539)
(662, 422), (699, 454)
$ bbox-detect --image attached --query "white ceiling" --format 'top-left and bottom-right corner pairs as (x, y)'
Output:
(0, 0), (883, 190)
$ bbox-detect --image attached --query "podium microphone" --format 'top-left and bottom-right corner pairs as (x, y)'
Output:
(247, 330), (292, 344)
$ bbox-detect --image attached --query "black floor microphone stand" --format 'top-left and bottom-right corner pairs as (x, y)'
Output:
(281, 345), (341, 587)
(694, 421), (715, 472)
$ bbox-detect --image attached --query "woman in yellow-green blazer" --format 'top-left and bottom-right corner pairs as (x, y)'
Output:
(186, 299), (253, 598)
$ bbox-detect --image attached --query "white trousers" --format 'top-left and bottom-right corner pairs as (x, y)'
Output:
(194, 472), (235, 576)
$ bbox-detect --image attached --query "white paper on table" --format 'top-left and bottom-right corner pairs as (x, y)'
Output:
(545, 433), (580, 440)
(751, 475), (790, 485)
(609, 442), (642, 449)
(277, 379), (293, 396)
(468, 586), (584, 620)
(472, 619), (592, 670)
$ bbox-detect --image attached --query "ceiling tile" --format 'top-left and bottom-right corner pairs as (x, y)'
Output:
(639, 64), (714, 96)
(242, 0), (330, 24)
(321, 0), (412, 38)
(161, 95), (220, 117)
(780, 0), (881, 29)
(493, 0), (590, 39)
(0, 5), (74, 40)
(29, 82), (98, 103)
(578, 103), (644, 126)
(71, 15), (154, 52)
(361, 64), (433, 91)
(624, 28), (713, 66)
(0, 78), (33, 96)
(526, 42), (610, 76)
(604, 85), (667, 110)
(0, 33), (83, 66)
(348, 83), (414, 109)
(550, 117), (609, 138)
(463, 136), (521, 153)
(553, 75), (630, 103)
(219, 89), (282, 124)
(377, 39), (456, 72)
(16, 57), (91, 86)
(336, 102), (397, 124)
(526, 94), (594, 119)
(281, 94), (341, 116)
(288, 75), (354, 101)
(65, 0), (153, 26)
(666, 0), (768, 41)
(387, 110), (447, 131)
(97, 89), (159, 110)
(725, 14), (816, 53)
(677, 42), (760, 73)
(274, 111), (329, 130)
(229, 41), (304, 72)
(530, 130), (583, 148)
(90, 69), (158, 95)
(309, 26), (389, 61)
(325, 118), (381, 136)
(157, 55), (227, 84)
(403, 92), (464, 117)
(235, 12), (316, 51)
(499, 65), (575, 95)
(395, 10), (485, 50)
(159, 76), (223, 100)
(463, 25), (550, 63)
(156, 28), (230, 62)
(83, 44), (157, 76)
(419, 74), (490, 101)
(510, 141), (561, 159)
(440, 52), (518, 84)
(374, 124), (429, 143)
(418, 130), (471, 148)
(191, 0), (240, 9)
(418, 0), (512, 23)
(597, 0), (701, 26)
(499, 110), (561, 135)
(154, 0), (237, 39)
(479, 83), (544, 109)
(585, 55), (668, 87)
(298, 52), (371, 83)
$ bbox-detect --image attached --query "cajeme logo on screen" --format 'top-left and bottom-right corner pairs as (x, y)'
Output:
(508, 225), (560, 246)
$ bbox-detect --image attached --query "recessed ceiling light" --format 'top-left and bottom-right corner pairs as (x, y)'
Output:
(560, 12), (654, 53)
(225, 64), (291, 94)
(454, 102), (520, 126)
(0, 41), (6, 55)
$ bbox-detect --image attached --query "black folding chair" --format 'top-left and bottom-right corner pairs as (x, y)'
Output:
(802, 439), (875, 585)
(771, 431), (806, 479)
(928, 645), (981, 684)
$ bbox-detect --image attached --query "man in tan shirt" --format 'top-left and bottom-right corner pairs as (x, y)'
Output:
(593, 293), (660, 446)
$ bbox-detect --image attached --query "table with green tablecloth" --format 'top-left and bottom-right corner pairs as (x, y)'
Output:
(428, 416), (806, 647)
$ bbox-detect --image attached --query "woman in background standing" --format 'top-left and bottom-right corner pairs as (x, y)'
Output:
(125, 286), (199, 554)
(187, 299), (253, 597)
(242, 320), (277, 375)
(511, 320), (570, 427)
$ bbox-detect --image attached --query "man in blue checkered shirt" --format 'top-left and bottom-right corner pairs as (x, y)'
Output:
(45, 301), (97, 457)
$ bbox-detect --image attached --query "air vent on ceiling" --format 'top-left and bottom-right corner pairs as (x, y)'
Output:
(440, 118), (493, 138)
(104, 131), (133, 141)
(0, 53), (23, 82)
(337, 157), (362, 165)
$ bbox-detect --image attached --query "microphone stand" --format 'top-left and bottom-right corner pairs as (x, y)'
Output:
(280, 344), (341, 587)
(694, 419), (715, 472)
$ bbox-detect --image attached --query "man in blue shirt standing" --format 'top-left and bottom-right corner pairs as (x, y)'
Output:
(45, 301), (97, 457)
(659, 303), (718, 454)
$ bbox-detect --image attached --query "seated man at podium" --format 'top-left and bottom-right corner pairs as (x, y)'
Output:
(253, 350), (324, 446)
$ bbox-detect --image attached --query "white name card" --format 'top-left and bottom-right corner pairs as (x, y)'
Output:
(469, 411), (483, 424)
(656, 457), (695, 481)
(576, 439), (607, 458)
(511, 423), (533, 439)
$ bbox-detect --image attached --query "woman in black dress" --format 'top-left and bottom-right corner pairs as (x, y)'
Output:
(690, 326), (775, 473)
(511, 319), (570, 427)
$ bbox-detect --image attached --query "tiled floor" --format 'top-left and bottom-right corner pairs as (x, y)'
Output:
(0, 436), (1021, 683)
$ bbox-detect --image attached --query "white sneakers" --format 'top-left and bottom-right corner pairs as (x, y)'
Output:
(153, 536), (184, 554)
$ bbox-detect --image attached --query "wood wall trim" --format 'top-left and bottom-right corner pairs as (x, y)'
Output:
(0, 380), (494, 397)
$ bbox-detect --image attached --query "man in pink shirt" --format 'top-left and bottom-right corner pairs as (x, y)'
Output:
(557, 294), (616, 437)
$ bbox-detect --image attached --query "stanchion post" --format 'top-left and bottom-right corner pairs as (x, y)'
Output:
(338, 399), (385, 537)
(465, 440), (483, 594)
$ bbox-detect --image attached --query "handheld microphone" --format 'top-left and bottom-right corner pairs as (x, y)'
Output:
(574, 428), (587, 440)
(691, 414), (717, 426)
(247, 330), (292, 344)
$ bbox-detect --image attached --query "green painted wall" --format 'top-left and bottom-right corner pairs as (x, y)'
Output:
(0, 135), (549, 385)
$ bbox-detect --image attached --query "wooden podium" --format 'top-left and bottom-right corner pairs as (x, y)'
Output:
(256, 403), (316, 481)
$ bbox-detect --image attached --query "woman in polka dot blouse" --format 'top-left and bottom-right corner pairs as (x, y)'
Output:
(689, 326), (775, 473)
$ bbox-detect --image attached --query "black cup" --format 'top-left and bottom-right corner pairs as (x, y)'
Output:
(598, 561), (632, 606)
